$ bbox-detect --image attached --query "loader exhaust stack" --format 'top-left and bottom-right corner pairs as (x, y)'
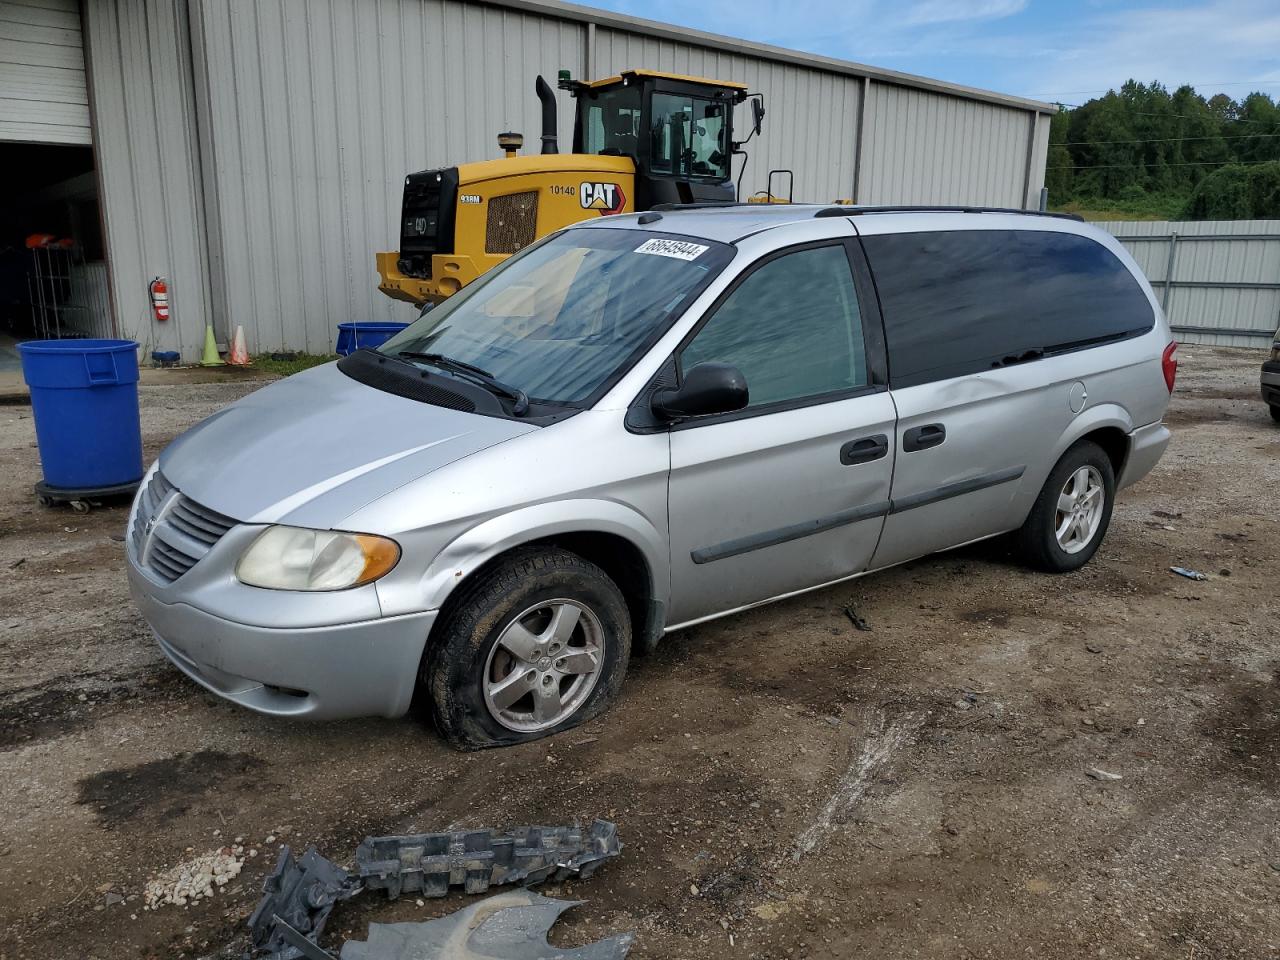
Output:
(535, 75), (558, 154)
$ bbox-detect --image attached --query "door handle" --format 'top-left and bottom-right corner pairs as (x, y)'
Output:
(840, 434), (889, 465)
(903, 423), (946, 452)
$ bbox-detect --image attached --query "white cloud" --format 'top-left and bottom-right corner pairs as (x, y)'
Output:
(586, 0), (1280, 104)
(903, 0), (1027, 25)
(993, 0), (1280, 101)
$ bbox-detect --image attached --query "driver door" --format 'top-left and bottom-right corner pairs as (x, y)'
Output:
(664, 239), (897, 626)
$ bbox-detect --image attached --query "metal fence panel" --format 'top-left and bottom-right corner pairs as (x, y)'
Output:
(1091, 220), (1280, 347)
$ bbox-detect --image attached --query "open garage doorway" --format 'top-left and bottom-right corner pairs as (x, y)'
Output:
(0, 142), (113, 348)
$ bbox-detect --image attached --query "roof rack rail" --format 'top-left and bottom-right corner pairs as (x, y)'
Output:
(814, 205), (1084, 222)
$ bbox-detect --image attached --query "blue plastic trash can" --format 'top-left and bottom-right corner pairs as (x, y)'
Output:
(335, 322), (409, 356)
(18, 339), (144, 491)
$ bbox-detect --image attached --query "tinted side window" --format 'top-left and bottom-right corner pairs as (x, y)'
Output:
(681, 244), (868, 408)
(862, 229), (1154, 388)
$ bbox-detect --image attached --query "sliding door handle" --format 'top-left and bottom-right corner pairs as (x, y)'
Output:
(903, 423), (946, 452)
(840, 434), (889, 465)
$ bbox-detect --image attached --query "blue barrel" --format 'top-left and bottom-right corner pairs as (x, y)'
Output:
(335, 321), (409, 356)
(18, 339), (143, 491)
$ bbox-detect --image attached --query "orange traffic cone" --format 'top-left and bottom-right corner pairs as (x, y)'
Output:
(227, 325), (251, 366)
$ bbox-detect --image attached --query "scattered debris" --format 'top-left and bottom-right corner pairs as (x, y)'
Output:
(247, 846), (360, 960)
(247, 823), (622, 960)
(357, 821), (622, 899)
(1086, 767), (1123, 782)
(1152, 510), (1183, 520)
(339, 890), (633, 960)
(143, 847), (244, 908)
(842, 603), (872, 632)
(8, 557), (24, 570)
(1170, 567), (1209, 581)
(1085, 644), (1103, 654)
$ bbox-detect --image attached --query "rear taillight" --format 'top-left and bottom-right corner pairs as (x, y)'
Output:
(1162, 341), (1178, 393)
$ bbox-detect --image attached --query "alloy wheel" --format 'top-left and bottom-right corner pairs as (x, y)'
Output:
(482, 599), (606, 733)
(1055, 465), (1105, 555)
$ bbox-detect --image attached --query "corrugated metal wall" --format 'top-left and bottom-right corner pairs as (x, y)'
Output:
(84, 0), (1052, 359)
(83, 0), (212, 358)
(191, 0), (586, 354)
(0, 0), (91, 144)
(592, 27), (861, 203)
(860, 82), (1036, 207)
(1092, 220), (1280, 347)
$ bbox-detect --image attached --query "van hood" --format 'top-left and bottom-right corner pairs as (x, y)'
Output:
(158, 362), (536, 528)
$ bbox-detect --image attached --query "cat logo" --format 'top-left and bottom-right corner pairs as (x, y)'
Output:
(579, 181), (626, 215)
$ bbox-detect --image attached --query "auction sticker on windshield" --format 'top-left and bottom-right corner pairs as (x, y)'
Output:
(633, 238), (710, 261)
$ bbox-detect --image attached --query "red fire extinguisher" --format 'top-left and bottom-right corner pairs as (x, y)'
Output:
(149, 277), (170, 322)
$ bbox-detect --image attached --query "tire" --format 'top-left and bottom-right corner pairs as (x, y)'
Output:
(424, 548), (631, 750)
(1270, 404), (1280, 424)
(1014, 440), (1116, 573)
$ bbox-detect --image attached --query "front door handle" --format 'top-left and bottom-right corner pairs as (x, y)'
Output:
(840, 434), (889, 465)
(903, 423), (946, 452)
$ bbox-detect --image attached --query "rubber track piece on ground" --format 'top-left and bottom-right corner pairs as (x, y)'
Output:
(356, 820), (622, 900)
(247, 845), (361, 960)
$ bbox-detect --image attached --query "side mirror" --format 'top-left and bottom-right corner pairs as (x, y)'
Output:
(652, 362), (748, 420)
(751, 98), (765, 136)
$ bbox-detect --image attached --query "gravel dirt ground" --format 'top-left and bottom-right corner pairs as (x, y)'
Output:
(1, 347), (1277, 960)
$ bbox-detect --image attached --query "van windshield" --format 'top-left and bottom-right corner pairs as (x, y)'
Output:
(378, 228), (733, 406)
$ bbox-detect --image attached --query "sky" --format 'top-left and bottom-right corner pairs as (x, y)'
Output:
(586, 0), (1280, 105)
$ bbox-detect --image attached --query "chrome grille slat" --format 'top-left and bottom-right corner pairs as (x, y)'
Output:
(171, 499), (234, 535)
(148, 550), (189, 580)
(151, 533), (199, 566)
(168, 508), (225, 543)
(132, 470), (240, 583)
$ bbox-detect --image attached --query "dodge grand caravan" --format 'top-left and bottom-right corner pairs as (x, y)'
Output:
(126, 205), (1175, 748)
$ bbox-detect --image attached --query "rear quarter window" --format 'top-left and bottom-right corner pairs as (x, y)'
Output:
(862, 229), (1154, 388)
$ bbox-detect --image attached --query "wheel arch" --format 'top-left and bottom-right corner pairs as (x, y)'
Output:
(1047, 403), (1134, 480)
(418, 499), (669, 656)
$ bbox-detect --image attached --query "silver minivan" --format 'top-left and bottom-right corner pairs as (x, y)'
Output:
(126, 205), (1176, 748)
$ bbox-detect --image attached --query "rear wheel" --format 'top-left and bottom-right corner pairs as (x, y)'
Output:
(1270, 404), (1280, 423)
(424, 548), (631, 750)
(1014, 440), (1115, 573)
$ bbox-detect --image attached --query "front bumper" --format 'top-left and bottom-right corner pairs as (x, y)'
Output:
(128, 560), (435, 720)
(1117, 421), (1171, 490)
(1262, 360), (1280, 407)
(375, 250), (486, 307)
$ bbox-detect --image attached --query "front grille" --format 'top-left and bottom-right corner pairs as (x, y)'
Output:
(485, 192), (539, 255)
(131, 470), (238, 583)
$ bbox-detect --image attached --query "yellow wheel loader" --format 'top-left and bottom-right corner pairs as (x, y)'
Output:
(376, 69), (766, 308)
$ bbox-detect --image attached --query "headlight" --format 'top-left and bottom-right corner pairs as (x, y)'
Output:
(236, 526), (400, 591)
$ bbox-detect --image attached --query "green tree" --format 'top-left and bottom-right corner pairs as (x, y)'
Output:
(1045, 105), (1073, 203)
(1049, 83), (1280, 219)
(1180, 161), (1280, 219)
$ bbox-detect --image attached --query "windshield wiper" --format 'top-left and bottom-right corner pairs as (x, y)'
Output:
(397, 351), (530, 416)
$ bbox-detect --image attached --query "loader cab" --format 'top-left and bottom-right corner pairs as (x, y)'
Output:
(569, 70), (749, 208)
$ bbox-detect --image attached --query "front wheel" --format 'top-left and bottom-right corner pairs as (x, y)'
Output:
(424, 548), (631, 750)
(1270, 404), (1280, 424)
(1014, 440), (1115, 573)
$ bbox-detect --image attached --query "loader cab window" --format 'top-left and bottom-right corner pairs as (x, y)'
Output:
(584, 86), (642, 159)
(649, 94), (729, 180)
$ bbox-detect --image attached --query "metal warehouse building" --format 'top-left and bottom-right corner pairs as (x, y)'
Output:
(1, 0), (1053, 361)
